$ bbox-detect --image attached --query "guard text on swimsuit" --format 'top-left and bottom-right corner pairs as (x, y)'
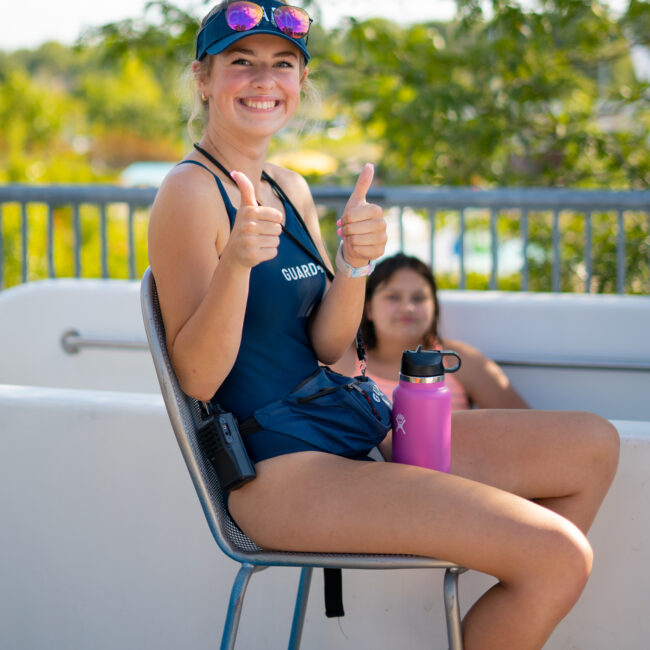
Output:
(281, 263), (324, 282)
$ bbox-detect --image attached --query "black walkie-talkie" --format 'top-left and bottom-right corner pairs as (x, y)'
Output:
(196, 402), (256, 491)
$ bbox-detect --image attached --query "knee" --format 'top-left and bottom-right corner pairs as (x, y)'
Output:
(528, 521), (594, 617)
(579, 412), (620, 481)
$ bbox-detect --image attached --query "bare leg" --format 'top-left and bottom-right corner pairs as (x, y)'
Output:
(448, 409), (619, 647)
(450, 409), (620, 533)
(228, 409), (619, 649)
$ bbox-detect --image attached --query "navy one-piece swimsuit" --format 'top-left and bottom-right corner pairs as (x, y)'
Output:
(183, 161), (335, 463)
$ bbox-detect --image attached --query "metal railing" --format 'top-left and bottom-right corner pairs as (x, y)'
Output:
(1, 183), (649, 293)
(57, 328), (650, 373)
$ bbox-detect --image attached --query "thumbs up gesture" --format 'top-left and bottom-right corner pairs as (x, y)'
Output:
(225, 170), (283, 269)
(338, 163), (387, 268)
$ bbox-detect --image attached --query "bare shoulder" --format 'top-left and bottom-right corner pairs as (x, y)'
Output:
(443, 338), (485, 362)
(265, 162), (310, 195)
(442, 337), (491, 378)
(148, 160), (234, 349)
(444, 337), (530, 408)
(264, 162), (332, 268)
(151, 162), (223, 230)
(149, 161), (230, 265)
(265, 163), (315, 218)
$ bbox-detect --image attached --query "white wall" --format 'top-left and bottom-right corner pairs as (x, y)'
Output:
(0, 385), (648, 650)
(0, 279), (157, 392)
(1, 279), (649, 648)
(1, 280), (648, 419)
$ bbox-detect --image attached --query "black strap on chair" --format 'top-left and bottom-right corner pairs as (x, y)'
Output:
(323, 568), (345, 618)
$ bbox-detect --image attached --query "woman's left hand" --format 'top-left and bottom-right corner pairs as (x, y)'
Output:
(338, 163), (387, 267)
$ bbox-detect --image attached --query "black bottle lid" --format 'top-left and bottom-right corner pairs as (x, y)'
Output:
(400, 345), (461, 378)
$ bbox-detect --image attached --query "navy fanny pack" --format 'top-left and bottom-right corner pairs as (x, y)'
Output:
(241, 367), (392, 458)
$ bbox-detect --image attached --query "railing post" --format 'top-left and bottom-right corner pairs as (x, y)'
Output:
(73, 203), (81, 279)
(0, 203), (4, 290)
(47, 204), (55, 279)
(100, 203), (108, 280)
(585, 211), (592, 293)
(20, 202), (28, 284)
(552, 209), (560, 292)
(128, 203), (136, 280)
(617, 209), (625, 294)
(429, 208), (435, 272)
(398, 206), (405, 252)
(459, 208), (466, 290)
(521, 208), (529, 292)
(489, 207), (498, 290)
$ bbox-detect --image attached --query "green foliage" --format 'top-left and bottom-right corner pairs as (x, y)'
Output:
(325, 1), (649, 189)
(0, 0), (648, 293)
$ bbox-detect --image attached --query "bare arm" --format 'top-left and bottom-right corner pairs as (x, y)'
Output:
(448, 339), (530, 409)
(306, 164), (387, 363)
(148, 166), (282, 401)
(330, 345), (359, 376)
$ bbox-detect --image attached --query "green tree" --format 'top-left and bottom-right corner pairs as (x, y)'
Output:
(315, 1), (649, 293)
(326, 1), (649, 189)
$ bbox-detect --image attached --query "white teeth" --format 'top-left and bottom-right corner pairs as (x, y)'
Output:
(243, 99), (276, 109)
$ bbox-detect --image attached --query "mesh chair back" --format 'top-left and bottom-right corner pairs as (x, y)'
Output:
(140, 268), (262, 558)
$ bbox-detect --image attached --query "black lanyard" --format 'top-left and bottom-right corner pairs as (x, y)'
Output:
(193, 143), (368, 371)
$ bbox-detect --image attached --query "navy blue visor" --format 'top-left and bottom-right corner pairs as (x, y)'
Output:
(195, 0), (311, 63)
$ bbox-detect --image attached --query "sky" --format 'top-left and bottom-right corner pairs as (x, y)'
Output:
(0, 0), (631, 52)
(0, 0), (459, 51)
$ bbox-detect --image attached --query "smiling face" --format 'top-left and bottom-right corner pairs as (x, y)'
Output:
(197, 33), (306, 139)
(365, 268), (436, 349)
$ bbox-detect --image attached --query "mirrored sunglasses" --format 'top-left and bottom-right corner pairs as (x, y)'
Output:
(226, 1), (312, 40)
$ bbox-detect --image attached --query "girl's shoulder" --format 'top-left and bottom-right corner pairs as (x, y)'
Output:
(264, 163), (312, 204)
(149, 157), (232, 258)
(438, 337), (481, 356)
(437, 338), (488, 371)
(154, 157), (232, 216)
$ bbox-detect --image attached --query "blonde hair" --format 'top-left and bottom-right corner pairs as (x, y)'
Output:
(185, 0), (316, 141)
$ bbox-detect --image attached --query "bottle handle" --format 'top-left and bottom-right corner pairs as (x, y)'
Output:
(441, 350), (461, 373)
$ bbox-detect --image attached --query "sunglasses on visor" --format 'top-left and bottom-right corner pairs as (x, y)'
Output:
(226, 1), (311, 39)
(195, 1), (312, 61)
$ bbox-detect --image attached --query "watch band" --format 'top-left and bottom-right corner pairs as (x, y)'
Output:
(335, 242), (376, 278)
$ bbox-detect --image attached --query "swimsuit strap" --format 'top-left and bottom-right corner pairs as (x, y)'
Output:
(176, 159), (237, 222)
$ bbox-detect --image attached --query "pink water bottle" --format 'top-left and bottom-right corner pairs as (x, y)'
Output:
(392, 346), (461, 472)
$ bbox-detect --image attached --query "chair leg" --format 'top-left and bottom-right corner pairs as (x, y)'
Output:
(287, 566), (313, 650)
(443, 568), (464, 650)
(220, 563), (262, 650)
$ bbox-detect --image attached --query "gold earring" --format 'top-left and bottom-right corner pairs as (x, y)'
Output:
(201, 93), (207, 102)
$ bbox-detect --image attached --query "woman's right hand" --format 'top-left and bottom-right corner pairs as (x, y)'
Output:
(226, 170), (283, 269)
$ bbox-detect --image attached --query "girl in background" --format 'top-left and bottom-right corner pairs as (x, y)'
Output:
(334, 252), (529, 410)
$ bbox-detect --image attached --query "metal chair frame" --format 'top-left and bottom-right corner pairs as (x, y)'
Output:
(141, 267), (465, 650)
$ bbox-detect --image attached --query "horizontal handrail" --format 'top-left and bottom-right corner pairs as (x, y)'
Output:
(2, 184), (650, 210)
(313, 186), (650, 210)
(0, 184), (158, 205)
(60, 329), (650, 372)
(494, 355), (650, 372)
(60, 329), (149, 354)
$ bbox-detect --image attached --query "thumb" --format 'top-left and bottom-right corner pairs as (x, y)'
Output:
(230, 170), (258, 208)
(346, 162), (374, 208)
